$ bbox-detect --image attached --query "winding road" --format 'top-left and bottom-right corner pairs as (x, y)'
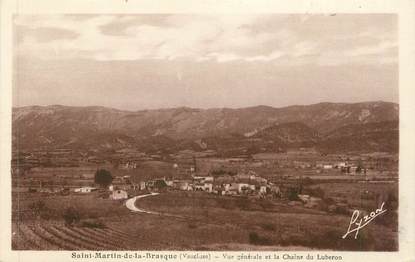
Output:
(125, 192), (160, 214)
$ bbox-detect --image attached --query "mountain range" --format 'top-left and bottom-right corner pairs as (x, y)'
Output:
(12, 101), (399, 155)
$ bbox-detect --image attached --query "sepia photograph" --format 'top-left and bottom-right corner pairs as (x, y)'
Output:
(10, 13), (400, 252)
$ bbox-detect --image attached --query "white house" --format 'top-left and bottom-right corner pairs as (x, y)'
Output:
(194, 183), (205, 191)
(110, 190), (128, 200)
(175, 181), (193, 191)
(165, 180), (174, 187)
(298, 194), (311, 202)
(337, 162), (347, 168)
(259, 185), (267, 194)
(204, 183), (213, 193)
(74, 186), (97, 193)
(237, 183), (250, 193)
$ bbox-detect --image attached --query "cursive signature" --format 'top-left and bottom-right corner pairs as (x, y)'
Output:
(342, 202), (387, 239)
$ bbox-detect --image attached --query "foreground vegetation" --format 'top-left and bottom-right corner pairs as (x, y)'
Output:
(12, 187), (398, 251)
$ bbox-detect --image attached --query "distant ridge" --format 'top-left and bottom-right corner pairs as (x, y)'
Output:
(12, 101), (399, 153)
(13, 100), (398, 112)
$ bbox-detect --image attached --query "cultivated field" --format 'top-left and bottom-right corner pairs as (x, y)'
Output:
(12, 221), (137, 250)
(11, 150), (399, 251)
(12, 188), (398, 251)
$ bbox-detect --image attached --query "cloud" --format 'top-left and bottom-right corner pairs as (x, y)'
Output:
(14, 14), (397, 65)
(344, 40), (397, 57)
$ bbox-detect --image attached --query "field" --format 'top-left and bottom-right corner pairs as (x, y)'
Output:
(11, 151), (399, 251)
(12, 188), (398, 251)
(309, 182), (398, 209)
(12, 221), (138, 250)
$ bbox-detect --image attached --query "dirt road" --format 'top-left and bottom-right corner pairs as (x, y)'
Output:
(125, 193), (160, 214)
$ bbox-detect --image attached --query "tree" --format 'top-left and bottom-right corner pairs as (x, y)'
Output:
(356, 159), (364, 173)
(154, 179), (167, 189)
(63, 207), (81, 226)
(287, 187), (300, 201)
(29, 200), (47, 219)
(94, 169), (113, 188)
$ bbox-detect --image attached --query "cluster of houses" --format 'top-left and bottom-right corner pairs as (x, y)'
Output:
(73, 183), (129, 200)
(174, 172), (281, 197)
(71, 171), (282, 200)
(315, 161), (367, 174)
(142, 171), (281, 198)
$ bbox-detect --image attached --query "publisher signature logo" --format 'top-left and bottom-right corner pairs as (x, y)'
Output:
(342, 202), (387, 239)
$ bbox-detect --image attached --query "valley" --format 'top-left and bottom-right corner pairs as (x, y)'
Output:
(11, 101), (399, 251)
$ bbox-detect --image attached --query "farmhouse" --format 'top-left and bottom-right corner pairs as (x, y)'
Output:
(110, 189), (128, 200)
(298, 194), (311, 202)
(204, 182), (213, 192)
(172, 180), (193, 191)
(38, 187), (62, 193)
(340, 165), (366, 175)
(226, 183), (250, 194)
(136, 181), (146, 190)
(259, 185), (267, 194)
(194, 183), (205, 191)
(192, 175), (214, 183)
(226, 183), (239, 195)
(336, 162), (347, 168)
(119, 162), (137, 169)
(74, 186), (97, 193)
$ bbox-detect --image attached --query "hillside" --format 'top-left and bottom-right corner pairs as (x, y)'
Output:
(12, 101), (399, 153)
(318, 120), (399, 153)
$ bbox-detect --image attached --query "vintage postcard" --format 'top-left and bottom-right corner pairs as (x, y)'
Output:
(1, 0), (414, 262)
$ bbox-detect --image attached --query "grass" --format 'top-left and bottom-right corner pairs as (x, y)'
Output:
(134, 191), (397, 251)
(12, 188), (398, 251)
(308, 182), (398, 210)
(12, 191), (131, 223)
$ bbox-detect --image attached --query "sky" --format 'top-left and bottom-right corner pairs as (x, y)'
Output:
(13, 14), (398, 110)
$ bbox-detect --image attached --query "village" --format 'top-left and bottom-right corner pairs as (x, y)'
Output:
(11, 149), (398, 214)
(11, 148), (399, 251)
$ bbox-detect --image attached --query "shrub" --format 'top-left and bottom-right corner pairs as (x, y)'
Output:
(287, 188), (300, 201)
(63, 207), (81, 226)
(323, 197), (336, 206)
(259, 200), (273, 210)
(304, 228), (376, 250)
(210, 169), (236, 177)
(334, 205), (350, 215)
(309, 187), (325, 198)
(154, 179), (167, 189)
(29, 200), (54, 220)
(248, 232), (272, 245)
(279, 232), (308, 247)
(29, 200), (46, 214)
(260, 223), (276, 232)
(249, 232), (260, 244)
(81, 219), (106, 229)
